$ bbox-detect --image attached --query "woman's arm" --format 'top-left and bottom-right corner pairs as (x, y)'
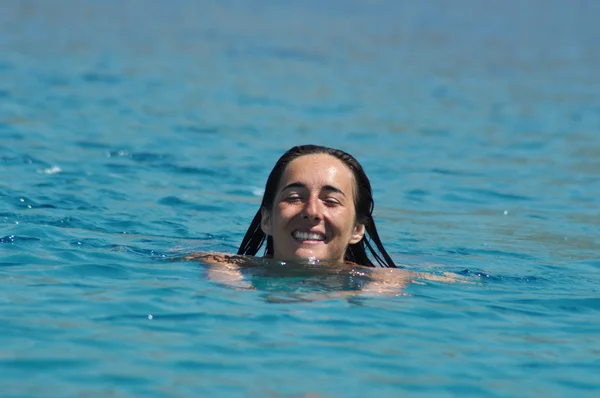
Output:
(185, 252), (254, 290)
(353, 267), (461, 296)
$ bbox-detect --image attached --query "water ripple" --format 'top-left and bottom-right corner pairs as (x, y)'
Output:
(2, 0), (599, 396)
(157, 196), (224, 212)
(0, 235), (41, 244)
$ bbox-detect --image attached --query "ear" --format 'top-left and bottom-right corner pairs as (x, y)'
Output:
(260, 207), (272, 236)
(349, 222), (365, 244)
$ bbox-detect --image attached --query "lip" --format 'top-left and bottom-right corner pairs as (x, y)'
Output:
(291, 229), (327, 243)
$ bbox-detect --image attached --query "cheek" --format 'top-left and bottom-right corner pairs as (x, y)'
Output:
(278, 201), (302, 216)
(330, 207), (356, 228)
(273, 203), (294, 225)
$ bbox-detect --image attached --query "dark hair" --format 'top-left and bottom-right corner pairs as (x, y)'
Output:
(237, 145), (397, 268)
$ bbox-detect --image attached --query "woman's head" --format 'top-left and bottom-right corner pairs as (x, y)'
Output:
(238, 145), (396, 268)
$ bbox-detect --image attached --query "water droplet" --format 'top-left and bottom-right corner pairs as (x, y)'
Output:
(27, 205), (32, 209)
(148, 314), (153, 320)
(19, 198), (25, 202)
(503, 210), (508, 215)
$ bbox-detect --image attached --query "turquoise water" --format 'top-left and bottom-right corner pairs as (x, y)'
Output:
(2, 0), (600, 396)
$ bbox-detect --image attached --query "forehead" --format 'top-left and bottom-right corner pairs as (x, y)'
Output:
(279, 154), (355, 189)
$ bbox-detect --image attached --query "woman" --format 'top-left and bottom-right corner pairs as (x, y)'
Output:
(187, 145), (453, 292)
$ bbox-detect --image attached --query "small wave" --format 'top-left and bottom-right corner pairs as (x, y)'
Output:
(454, 268), (544, 283)
(446, 247), (538, 261)
(157, 196), (224, 212)
(0, 235), (41, 244)
(82, 72), (121, 84)
(510, 297), (600, 312)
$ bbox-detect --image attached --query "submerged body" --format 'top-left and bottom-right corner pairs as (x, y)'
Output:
(185, 252), (457, 296)
(187, 145), (455, 294)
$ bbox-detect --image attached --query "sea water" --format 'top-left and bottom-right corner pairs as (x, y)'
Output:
(1, 1), (599, 396)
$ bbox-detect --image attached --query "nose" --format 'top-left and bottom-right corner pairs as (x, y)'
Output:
(303, 195), (322, 220)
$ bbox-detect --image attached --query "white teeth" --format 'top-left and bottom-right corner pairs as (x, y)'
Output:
(293, 231), (325, 241)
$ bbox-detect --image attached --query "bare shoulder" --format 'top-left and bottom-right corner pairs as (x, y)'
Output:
(185, 252), (231, 265)
(184, 252), (261, 267)
(185, 252), (256, 290)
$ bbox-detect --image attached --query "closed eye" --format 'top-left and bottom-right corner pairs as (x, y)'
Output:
(284, 194), (303, 203)
(323, 198), (341, 206)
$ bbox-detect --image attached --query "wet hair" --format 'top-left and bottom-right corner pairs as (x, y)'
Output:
(237, 145), (397, 268)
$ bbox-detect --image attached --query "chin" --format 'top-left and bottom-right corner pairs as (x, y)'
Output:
(292, 249), (331, 261)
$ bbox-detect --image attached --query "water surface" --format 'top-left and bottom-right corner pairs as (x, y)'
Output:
(1, 1), (599, 396)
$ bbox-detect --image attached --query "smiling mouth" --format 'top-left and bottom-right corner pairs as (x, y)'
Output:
(292, 231), (326, 242)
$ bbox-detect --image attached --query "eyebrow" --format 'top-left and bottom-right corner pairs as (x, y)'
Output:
(280, 182), (346, 197)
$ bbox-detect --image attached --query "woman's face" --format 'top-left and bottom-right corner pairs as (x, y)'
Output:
(261, 154), (365, 263)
